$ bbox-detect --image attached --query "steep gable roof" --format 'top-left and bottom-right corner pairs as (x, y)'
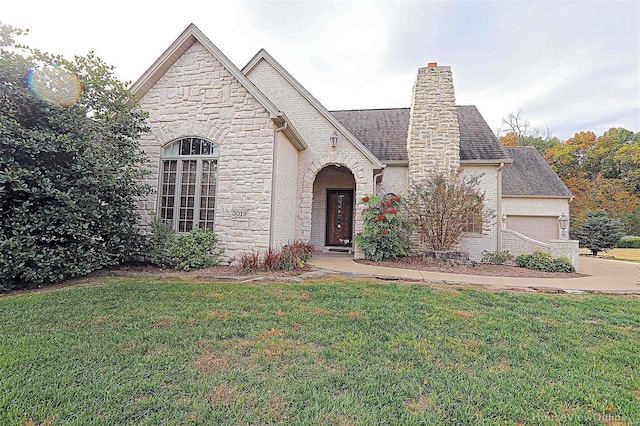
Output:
(129, 24), (306, 150)
(502, 147), (573, 198)
(331, 106), (511, 163)
(242, 49), (383, 169)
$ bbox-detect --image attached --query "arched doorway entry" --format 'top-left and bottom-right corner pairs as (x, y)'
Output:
(310, 165), (356, 250)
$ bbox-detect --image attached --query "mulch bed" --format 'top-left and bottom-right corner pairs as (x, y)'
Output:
(355, 258), (587, 279)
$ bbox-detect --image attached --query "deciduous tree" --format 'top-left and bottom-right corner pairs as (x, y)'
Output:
(498, 111), (560, 154)
(405, 170), (494, 251)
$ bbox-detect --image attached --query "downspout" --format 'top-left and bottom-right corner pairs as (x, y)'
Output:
(496, 162), (505, 252)
(269, 121), (287, 247)
(373, 168), (385, 195)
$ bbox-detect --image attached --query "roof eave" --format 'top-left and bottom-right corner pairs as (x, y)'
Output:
(502, 194), (573, 199)
(272, 113), (307, 151)
(461, 158), (514, 165)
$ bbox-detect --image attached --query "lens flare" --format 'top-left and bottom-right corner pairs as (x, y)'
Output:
(26, 65), (82, 107)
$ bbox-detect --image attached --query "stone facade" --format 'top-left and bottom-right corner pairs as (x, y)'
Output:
(132, 25), (573, 265)
(500, 230), (579, 269)
(406, 64), (460, 184)
(136, 41), (279, 259)
(501, 229), (551, 256)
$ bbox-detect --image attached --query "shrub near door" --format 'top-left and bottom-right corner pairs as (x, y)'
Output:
(355, 194), (412, 261)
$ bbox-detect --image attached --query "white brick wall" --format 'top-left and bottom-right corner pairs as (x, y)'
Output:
(376, 165), (408, 196)
(136, 41), (275, 259)
(502, 197), (570, 217)
(458, 165), (500, 261)
(272, 131), (299, 247)
(374, 163), (502, 261)
(246, 59), (376, 246)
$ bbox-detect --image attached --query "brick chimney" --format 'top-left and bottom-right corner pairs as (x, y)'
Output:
(406, 63), (460, 184)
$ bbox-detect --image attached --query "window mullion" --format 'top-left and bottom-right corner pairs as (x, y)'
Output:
(174, 159), (183, 231)
(194, 159), (203, 230)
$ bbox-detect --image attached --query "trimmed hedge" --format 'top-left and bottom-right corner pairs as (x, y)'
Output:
(617, 237), (640, 248)
(515, 251), (575, 273)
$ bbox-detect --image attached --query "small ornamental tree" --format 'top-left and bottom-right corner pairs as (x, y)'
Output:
(354, 194), (412, 262)
(405, 169), (494, 251)
(575, 210), (624, 256)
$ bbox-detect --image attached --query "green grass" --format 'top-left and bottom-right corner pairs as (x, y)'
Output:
(580, 247), (640, 263)
(1, 277), (639, 425)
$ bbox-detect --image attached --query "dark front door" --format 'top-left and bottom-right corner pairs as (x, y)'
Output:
(326, 190), (353, 246)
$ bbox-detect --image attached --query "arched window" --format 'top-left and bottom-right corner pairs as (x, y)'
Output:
(159, 137), (220, 232)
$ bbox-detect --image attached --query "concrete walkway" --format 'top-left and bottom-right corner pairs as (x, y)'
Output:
(308, 253), (640, 294)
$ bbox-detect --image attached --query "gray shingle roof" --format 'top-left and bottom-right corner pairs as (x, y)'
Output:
(456, 105), (510, 161)
(330, 106), (510, 162)
(330, 108), (410, 161)
(502, 147), (573, 198)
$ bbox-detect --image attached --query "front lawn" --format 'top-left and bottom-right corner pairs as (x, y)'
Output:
(1, 278), (639, 425)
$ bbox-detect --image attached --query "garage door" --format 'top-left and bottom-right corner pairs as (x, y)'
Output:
(506, 216), (558, 242)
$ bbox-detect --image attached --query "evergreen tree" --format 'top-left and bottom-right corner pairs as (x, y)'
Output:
(574, 210), (623, 256)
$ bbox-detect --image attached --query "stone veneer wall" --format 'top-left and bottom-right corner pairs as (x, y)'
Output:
(245, 59), (376, 246)
(136, 41), (276, 259)
(406, 65), (460, 184)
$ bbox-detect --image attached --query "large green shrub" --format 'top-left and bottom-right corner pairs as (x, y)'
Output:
(515, 251), (575, 273)
(172, 228), (224, 271)
(147, 219), (176, 268)
(354, 194), (412, 262)
(0, 24), (150, 290)
(621, 207), (640, 237)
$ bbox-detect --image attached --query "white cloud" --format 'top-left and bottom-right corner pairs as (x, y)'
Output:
(3, 0), (638, 139)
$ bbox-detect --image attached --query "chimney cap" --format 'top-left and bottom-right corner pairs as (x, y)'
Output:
(428, 62), (438, 68)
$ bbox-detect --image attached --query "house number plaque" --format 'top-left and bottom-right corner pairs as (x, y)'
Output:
(232, 209), (248, 217)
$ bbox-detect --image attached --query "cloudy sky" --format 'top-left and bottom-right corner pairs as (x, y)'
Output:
(4, 0), (639, 140)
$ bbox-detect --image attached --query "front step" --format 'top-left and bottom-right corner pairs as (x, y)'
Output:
(321, 246), (353, 254)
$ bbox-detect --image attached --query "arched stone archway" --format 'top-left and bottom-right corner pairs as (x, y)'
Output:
(152, 120), (229, 148)
(298, 153), (374, 254)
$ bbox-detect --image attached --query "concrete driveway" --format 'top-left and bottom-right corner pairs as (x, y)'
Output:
(308, 254), (640, 294)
